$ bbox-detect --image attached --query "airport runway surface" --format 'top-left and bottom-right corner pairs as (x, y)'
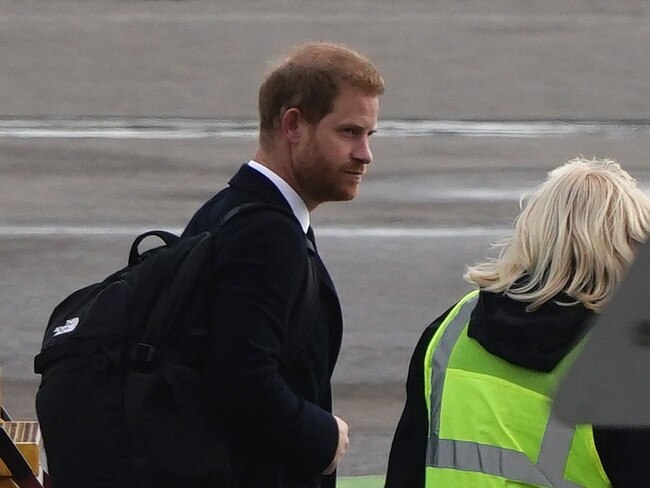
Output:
(2, 0), (650, 477)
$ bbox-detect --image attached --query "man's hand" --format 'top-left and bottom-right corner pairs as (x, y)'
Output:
(323, 416), (349, 475)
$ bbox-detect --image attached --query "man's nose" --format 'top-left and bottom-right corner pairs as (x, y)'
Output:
(352, 137), (373, 165)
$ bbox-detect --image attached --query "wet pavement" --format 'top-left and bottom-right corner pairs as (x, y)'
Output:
(2, 0), (650, 476)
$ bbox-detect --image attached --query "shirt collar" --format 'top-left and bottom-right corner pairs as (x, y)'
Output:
(247, 160), (310, 233)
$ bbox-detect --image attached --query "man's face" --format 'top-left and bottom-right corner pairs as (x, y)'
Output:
(291, 86), (379, 210)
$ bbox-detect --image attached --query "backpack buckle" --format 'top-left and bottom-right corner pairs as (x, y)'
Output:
(130, 342), (156, 364)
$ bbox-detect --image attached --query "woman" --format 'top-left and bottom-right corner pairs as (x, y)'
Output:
(385, 157), (650, 488)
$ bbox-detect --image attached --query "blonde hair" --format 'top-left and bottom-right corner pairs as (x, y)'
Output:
(465, 157), (650, 312)
(258, 42), (384, 147)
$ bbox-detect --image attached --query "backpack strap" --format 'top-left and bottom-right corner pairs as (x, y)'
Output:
(217, 201), (297, 229)
(129, 201), (316, 365)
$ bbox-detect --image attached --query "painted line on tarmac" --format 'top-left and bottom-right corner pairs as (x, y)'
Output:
(0, 12), (636, 26)
(1, 118), (650, 139)
(0, 225), (510, 238)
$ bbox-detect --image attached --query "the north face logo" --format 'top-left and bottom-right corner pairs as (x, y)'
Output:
(52, 317), (79, 337)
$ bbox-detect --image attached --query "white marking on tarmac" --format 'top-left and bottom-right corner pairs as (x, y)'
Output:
(1, 118), (649, 139)
(0, 12), (633, 25)
(0, 225), (510, 238)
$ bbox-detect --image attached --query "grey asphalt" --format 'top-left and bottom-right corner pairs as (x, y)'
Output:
(2, 0), (650, 477)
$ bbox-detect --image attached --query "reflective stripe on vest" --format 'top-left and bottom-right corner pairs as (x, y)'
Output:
(425, 292), (582, 488)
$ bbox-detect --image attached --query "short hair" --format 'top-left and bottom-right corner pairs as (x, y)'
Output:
(465, 157), (650, 312)
(258, 42), (384, 147)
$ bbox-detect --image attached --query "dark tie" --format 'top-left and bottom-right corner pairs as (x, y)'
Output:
(306, 226), (317, 254)
(306, 226), (336, 293)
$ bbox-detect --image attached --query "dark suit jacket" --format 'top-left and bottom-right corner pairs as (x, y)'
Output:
(183, 164), (343, 488)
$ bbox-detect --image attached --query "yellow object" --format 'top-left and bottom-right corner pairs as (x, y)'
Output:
(0, 368), (43, 486)
(422, 292), (609, 488)
(0, 421), (42, 478)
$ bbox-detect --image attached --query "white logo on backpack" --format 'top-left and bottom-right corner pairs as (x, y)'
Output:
(53, 317), (80, 336)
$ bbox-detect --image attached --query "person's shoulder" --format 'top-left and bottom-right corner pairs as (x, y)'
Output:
(215, 205), (307, 257)
(183, 188), (231, 237)
(224, 205), (303, 234)
(423, 303), (457, 338)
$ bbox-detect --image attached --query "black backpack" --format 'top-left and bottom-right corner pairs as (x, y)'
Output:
(34, 202), (318, 484)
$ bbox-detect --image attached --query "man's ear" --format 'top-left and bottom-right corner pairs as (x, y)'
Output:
(280, 108), (304, 144)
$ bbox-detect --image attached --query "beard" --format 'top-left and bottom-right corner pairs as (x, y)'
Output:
(293, 141), (360, 207)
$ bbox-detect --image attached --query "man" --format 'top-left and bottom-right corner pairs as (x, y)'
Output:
(182, 42), (384, 487)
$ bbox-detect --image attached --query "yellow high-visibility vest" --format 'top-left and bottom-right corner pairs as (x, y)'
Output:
(423, 291), (611, 488)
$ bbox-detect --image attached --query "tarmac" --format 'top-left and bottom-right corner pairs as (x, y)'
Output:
(2, 0), (650, 479)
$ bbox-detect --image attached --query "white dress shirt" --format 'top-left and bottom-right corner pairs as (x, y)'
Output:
(247, 160), (310, 234)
